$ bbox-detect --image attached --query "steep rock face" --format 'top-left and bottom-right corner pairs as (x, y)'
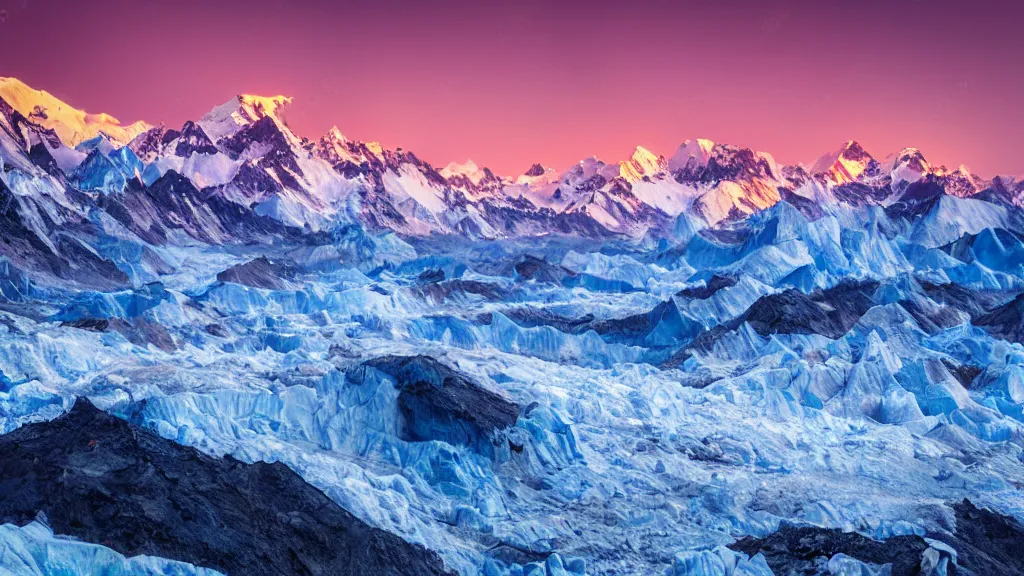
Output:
(128, 125), (182, 162)
(361, 356), (520, 456)
(221, 116), (306, 196)
(832, 181), (892, 206)
(976, 175), (1024, 208)
(0, 398), (454, 576)
(98, 171), (304, 245)
(411, 278), (508, 304)
(672, 142), (776, 184)
(937, 166), (983, 198)
(503, 307), (598, 333)
(504, 300), (684, 347)
(585, 300), (684, 344)
(0, 178), (129, 291)
(175, 120), (218, 157)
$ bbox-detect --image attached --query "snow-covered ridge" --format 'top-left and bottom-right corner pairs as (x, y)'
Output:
(0, 77), (151, 146)
(1, 74), (1022, 243)
(199, 93), (293, 141)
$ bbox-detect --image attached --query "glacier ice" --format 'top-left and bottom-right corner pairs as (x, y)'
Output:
(2, 76), (1024, 575)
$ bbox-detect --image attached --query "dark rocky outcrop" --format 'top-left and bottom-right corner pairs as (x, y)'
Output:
(898, 297), (966, 334)
(524, 163), (546, 177)
(919, 281), (1012, 321)
(0, 398), (453, 576)
(973, 293), (1024, 344)
(927, 499), (1024, 575)
(62, 316), (176, 351)
(665, 280), (880, 364)
(941, 359), (983, 389)
(884, 178), (946, 222)
(27, 143), (63, 177)
(174, 120), (218, 156)
(730, 524), (930, 576)
(221, 116), (305, 191)
(99, 171), (309, 245)
(416, 268), (446, 284)
(411, 279), (507, 304)
(362, 356), (519, 456)
(216, 255), (298, 290)
(778, 189), (825, 220)
(660, 324), (732, 369)
(738, 280), (878, 339)
(513, 255), (576, 284)
(585, 300), (682, 342)
(730, 500), (1024, 576)
(676, 275), (737, 299)
(504, 300), (684, 346)
(503, 307), (596, 333)
(832, 182), (892, 206)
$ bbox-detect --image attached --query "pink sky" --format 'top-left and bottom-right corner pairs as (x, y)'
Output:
(2, 0), (1021, 177)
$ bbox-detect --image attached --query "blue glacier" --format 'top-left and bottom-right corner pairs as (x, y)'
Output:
(1, 76), (1024, 575)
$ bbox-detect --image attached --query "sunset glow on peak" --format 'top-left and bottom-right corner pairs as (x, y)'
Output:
(1, 0), (1019, 178)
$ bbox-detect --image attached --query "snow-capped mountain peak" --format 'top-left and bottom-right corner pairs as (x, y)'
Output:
(619, 145), (666, 183)
(0, 76), (152, 147)
(198, 93), (293, 142)
(441, 159), (489, 185)
(668, 138), (716, 172)
(515, 163), (554, 183)
(324, 125), (347, 143)
(314, 126), (386, 169)
(889, 146), (931, 186)
(935, 163), (983, 198)
(811, 139), (876, 184)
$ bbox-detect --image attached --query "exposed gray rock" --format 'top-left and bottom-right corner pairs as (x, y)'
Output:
(0, 398), (454, 576)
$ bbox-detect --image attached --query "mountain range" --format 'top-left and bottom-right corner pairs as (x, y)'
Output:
(1, 76), (1024, 576)
(3, 76), (1022, 274)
